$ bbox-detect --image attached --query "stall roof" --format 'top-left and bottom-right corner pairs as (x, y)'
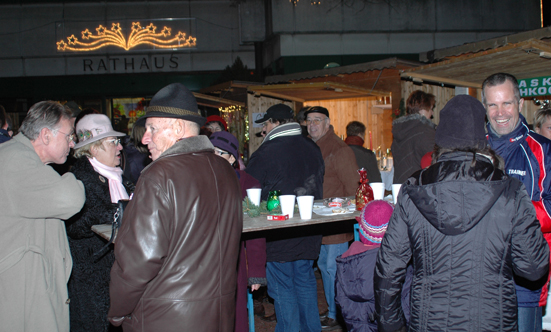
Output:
(193, 92), (245, 108)
(403, 27), (551, 88)
(265, 57), (421, 84)
(247, 82), (390, 103)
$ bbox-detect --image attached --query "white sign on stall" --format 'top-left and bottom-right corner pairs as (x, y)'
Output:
(252, 113), (266, 128)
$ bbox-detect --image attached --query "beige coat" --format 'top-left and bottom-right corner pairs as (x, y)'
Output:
(0, 134), (85, 332)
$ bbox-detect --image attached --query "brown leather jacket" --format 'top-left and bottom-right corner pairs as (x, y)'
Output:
(315, 126), (358, 244)
(108, 135), (243, 332)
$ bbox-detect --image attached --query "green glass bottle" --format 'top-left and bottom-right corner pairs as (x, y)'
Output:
(267, 190), (281, 211)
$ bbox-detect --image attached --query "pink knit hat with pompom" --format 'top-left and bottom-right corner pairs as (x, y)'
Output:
(355, 200), (394, 245)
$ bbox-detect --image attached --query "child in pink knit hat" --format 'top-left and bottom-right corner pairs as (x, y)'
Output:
(335, 200), (412, 332)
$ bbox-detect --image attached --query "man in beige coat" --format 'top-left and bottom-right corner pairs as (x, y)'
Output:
(0, 101), (86, 332)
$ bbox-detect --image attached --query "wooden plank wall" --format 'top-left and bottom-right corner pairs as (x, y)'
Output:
(246, 95), (396, 159)
(303, 97), (393, 153)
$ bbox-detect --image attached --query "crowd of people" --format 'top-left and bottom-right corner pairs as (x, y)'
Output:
(0, 72), (551, 332)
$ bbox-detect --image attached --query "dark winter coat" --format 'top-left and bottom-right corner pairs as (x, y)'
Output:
(66, 157), (133, 332)
(246, 122), (325, 262)
(335, 243), (412, 332)
(108, 135), (242, 332)
(487, 114), (551, 306)
(375, 151), (549, 332)
(122, 141), (151, 184)
(391, 114), (435, 184)
(345, 136), (382, 183)
(0, 128), (11, 143)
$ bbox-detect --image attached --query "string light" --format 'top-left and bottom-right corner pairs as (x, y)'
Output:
(218, 105), (248, 145)
(57, 21), (197, 52)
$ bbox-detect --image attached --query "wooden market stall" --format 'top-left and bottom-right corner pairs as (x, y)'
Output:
(247, 82), (391, 156)
(400, 27), (551, 125)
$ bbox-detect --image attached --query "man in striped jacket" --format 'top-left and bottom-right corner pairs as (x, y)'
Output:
(484, 72), (551, 332)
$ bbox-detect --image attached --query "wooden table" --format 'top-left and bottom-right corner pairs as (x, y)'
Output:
(92, 202), (360, 241)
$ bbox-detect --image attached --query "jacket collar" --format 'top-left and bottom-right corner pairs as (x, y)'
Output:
(486, 114), (529, 147)
(315, 125), (336, 145)
(261, 122), (302, 145)
(157, 135), (214, 160)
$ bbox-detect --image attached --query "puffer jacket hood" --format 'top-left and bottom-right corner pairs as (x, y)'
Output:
(407, 151), (506, 235)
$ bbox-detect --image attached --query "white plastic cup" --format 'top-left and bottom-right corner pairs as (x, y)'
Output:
(392, 184), (402, 205)
(369, 182), (385, 200)
(297, 195), (314, 219)
(246, 188), (262, 206)
(279, 195), (296, 219)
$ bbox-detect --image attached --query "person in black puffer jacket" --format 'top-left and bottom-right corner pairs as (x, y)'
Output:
(67, 114), (134, 332)
(375, 95), (549, 332)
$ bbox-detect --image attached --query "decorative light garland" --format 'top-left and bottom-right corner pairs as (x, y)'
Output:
(57, 22), (196, 52)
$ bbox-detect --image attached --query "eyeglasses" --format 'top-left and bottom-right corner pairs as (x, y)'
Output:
(105, 138), (121, 146)
(56, 130), (76, 143)
(305, 118), (326, 125)
(214, 149), (231, 156)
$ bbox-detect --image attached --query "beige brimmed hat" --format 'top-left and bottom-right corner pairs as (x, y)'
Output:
(74, 114), (125, 149)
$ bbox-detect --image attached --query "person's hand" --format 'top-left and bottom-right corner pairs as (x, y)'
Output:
(250, 284), (261, 291)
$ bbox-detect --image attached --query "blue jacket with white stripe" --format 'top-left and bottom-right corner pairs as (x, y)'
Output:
(487, 114), (551, 307)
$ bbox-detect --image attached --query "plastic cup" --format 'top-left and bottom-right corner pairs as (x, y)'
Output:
(369, 182), (385, 200)
(246, 188), (262, 206)
(392, 184), (402, 205)
(297, 195), (314, 220)
(279, 195), (296, 219)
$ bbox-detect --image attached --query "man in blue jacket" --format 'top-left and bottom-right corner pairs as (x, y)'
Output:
(484, 72), (551, 332)
(246, 104), (325, 332)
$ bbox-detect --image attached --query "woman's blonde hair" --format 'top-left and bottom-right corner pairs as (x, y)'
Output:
(73, 137), (107, 159)
(534, 108), (551, 130)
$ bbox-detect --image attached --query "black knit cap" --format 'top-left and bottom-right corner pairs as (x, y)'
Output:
(435, 95), (488, 150)
(139, 83), (206, 126)
(255, 104), (294, 124)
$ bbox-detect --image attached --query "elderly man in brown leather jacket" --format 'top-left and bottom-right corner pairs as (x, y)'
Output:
(108, 83), (243, 332)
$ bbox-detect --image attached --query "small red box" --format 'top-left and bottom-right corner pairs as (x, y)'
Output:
(267, 214), (289, 221)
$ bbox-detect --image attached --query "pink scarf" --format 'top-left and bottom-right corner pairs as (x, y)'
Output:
(88, 157), (129, 203)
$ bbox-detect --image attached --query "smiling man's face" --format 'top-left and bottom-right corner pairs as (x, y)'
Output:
(484, 80), (523, 136)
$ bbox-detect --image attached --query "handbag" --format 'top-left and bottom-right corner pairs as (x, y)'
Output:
(93, 199), (130, 261)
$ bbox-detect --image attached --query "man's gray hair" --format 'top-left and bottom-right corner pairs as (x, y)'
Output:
(186, 120), (201, 135)
(481, 73), (520, 105)
(20, 101), (72, 141)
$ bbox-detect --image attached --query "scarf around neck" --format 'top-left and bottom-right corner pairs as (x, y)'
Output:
(88, 157), (129, 203)
(344, 135), (364, 147)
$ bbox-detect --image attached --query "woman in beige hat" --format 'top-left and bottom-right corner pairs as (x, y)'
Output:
(66, 114), (134, 332)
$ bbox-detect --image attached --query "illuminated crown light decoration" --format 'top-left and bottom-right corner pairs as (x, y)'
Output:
(57, 22), (196, 52)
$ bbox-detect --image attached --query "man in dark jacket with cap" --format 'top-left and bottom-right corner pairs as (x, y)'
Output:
(108, 83), (243, 332)
(375, 95), (549, 332)
(484, 73), (551, 332)
(246, 103), (325, 332)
